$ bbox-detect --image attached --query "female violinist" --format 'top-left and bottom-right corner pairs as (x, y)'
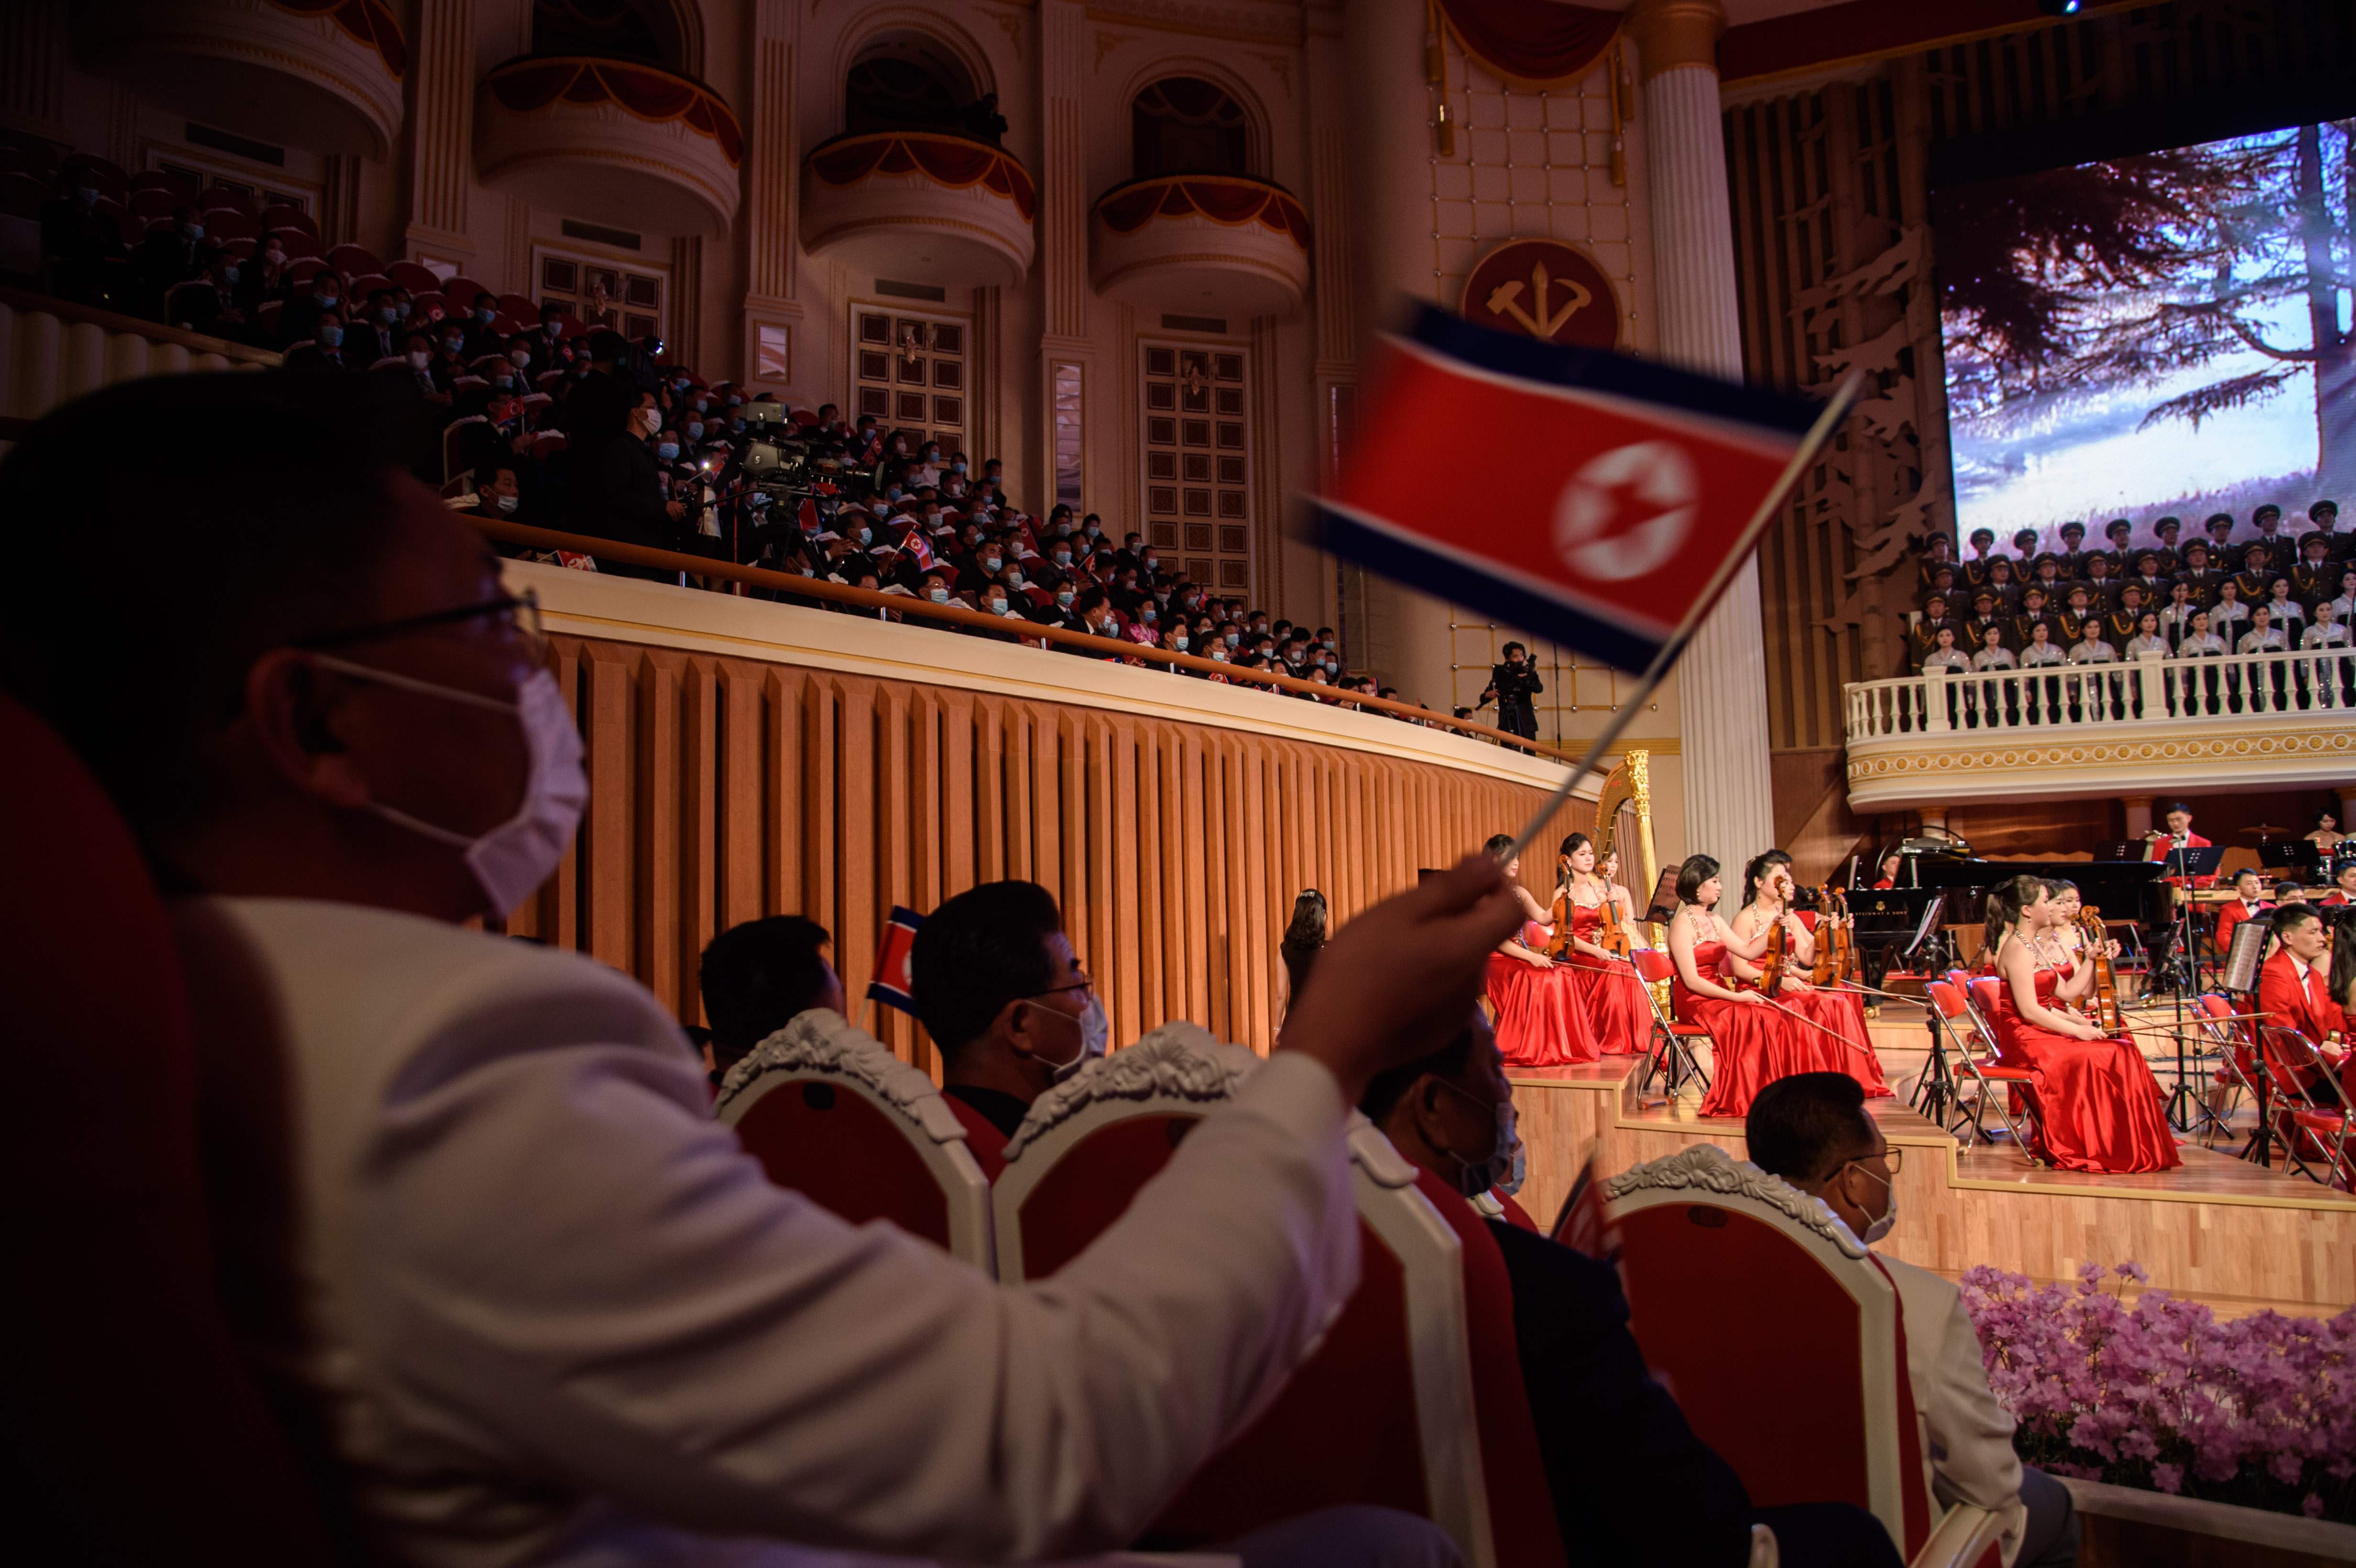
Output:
(1985, 875), (2180, 1172)
(1595, 848), (1648, 948)
(1723, 853), (1890, 1097)
(1481, 834), (1598, 1067)
(1550, 832), (1652, 1056)
(1668, 855), (1879, 1117)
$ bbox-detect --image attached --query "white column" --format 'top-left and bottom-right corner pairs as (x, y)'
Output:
(401, 0), (474, 265)
(1339, 0), (1458, 707)
(1632, 0), (1773, 876)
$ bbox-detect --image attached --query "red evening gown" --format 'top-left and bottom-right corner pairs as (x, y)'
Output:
(1674, 942), (1879, 1117)
(1485, 934), (1599, 1068)
(1559, 900), (1654, 1056)
(1760, 980), (1893, 1096)
(1986, 966), (2181, 1173)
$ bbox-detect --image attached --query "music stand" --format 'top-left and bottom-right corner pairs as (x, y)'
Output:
(2163, 844), (2226, 879)
(2217, 919), (2274, 1165)
(2256, 838), (2317, 875)
(2092, 842), (2142, 864)
(1644, 867), (1681, 928)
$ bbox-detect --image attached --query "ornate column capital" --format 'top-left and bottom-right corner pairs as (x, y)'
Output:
(1626, 0), (1727, 82)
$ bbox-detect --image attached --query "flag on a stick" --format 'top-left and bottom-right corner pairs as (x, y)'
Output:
(866, 905), (926, 1015)
(1311, 305), (1845, 675)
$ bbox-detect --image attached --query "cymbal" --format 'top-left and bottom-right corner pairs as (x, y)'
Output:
(2237, 824), (2289, 838)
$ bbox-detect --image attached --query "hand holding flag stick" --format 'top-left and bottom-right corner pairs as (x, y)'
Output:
(1309, 304), (1860, 865)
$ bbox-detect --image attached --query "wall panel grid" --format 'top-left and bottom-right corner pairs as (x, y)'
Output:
(1723, 75), (1921, 749)
(502, 637), (1595, 1078)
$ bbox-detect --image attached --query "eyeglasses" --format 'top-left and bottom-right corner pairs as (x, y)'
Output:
(1030, 964), (1095, 1001)
(297, 588), (546, 662)
(1839, 1147), (1904, 1180)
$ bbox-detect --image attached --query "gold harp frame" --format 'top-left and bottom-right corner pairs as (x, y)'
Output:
(1594, 750), (1660, 942)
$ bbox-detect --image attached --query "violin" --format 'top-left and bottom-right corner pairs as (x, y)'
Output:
(1757, 911), (1789, 997)
(1808, 883), (1854, 986)
(1544, 889), (1576, 961)
(2077, 904), (2123, 1032)
(1595, 882), (1634, 960)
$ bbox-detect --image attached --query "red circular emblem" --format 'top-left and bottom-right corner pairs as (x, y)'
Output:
(1460, 239), (1620, 350)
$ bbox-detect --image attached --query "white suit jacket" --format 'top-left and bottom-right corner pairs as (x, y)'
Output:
(176, 897), (1358, 1568)
(1879, 1254), (2027, 1565)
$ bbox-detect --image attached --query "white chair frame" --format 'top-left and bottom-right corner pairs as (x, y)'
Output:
(990, 1025), (1498, 1568)
(715, 1008), (995, 1274)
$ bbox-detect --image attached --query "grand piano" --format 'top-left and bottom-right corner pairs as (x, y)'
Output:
(1840, 838), (2175, 984)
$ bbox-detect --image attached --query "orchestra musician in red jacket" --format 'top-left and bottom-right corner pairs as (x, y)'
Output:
(2146, 802), (2212, 861)
(2213, 869), (2269, 959)
(2256, 904), (2347, 1109)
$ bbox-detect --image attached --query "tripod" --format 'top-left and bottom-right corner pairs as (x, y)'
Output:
(1911, 1010), (1959, 1131)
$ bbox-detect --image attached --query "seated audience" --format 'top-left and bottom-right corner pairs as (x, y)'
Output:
(908, 880), (1104, 1162)
(1, 369), (1527, 1568)
(1361, 1021), (1904, 1568)
(698, 915), (845, 1084)
(1745, 1073), (2079, 1568)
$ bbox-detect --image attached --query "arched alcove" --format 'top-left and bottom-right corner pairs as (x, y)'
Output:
(1131, 76), (1255, 178)
(845, 28), (1001, 144)
(530, 0), (689, 71)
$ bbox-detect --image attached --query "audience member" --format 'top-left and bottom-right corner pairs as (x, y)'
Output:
(0, 367), (1527, 1568)
(909, 880), (1103, 1152)
(1362, 1024), (1904, 1568)
(1745, 1073), (2079, 1568)
(698, 915), (845, 1083)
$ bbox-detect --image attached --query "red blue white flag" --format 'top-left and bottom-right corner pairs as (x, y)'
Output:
(1549, 1155), (1618, 1264)
(1313, 305), (1841, 675)
(866, 905), (926, 1015)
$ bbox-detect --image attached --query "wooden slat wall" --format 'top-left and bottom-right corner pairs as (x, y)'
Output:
(505, 635), (1596, 1075)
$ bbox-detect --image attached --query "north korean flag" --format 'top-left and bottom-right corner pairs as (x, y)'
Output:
(1313, 306), (1838, 674)
(866, 905), (926, 1015)
(901, 530), (934, 571)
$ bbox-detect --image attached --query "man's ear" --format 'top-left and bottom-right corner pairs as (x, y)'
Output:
(243, 650), (374, 809)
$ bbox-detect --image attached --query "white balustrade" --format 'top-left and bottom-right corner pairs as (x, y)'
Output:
(1843, 647), (2356, 742)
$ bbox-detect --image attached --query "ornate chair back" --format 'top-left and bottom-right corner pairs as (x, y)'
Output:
(990, 1028), (1564, 1568)
(716, 1010), (994, 1273)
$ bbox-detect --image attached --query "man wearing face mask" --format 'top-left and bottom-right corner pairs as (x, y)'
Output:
(909, 882), (1108, 1174)
(1747, 1075), (2071, 1568)
(5, 369), (1532, 1568)
(1363, 1025), (1903, 1568)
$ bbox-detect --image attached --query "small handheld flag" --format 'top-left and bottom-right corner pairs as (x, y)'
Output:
(1310, 303), (1858, 860)
(1549, 1155), (1618, 1264)
(1313, 305), (1846, 677)
(866, 905), (926, 1016)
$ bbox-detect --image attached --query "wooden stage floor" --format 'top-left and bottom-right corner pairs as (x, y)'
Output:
(1506, 1002), (2356, 1320)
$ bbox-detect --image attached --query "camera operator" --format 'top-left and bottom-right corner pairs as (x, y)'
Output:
(1480, 642), (1544, 742)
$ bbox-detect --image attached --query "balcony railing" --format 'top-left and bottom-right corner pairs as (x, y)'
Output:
(1846, 648), (2355, 739)
(1088, 173), (1310, 318)
(475, 54), (742, 234)
(801, 131), (1035, 290)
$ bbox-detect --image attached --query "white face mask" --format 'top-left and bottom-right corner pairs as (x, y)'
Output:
(1434, 1078), (1518, 1198)
(493, 494), (519, 513)
(310, 659), (587, 913)
(1032, 991), (1111, 1083)
(1848, 1161), (1897, 1244)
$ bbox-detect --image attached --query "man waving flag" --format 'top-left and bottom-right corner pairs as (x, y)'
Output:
(1312, 304), (1855, 852)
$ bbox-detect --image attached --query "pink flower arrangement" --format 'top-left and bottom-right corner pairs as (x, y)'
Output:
(1961, 1262), (2356, 1523)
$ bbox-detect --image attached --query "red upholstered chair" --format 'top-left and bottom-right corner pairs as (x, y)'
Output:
(1925, 980), (2040, 1159)
(1603, 1146), (2004, 1568)
(715, 1009), (994, 1272)
(1630, 945), (1712, 1098)
(325, 241), (382, 279)
(2259, 1024), (2354, 1189)
(0, 694), (335, 1564)
(386, 259), (441, 294)
(991, 1027), (1567, 1568)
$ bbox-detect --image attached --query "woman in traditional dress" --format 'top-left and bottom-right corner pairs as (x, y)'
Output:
(1480, 835), (1599, 1068)
(1550, 832), (1653, 1056)
(1986, 874), (2182, 1173)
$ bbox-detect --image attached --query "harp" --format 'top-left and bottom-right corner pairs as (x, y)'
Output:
(1594, 750), (1660, 945)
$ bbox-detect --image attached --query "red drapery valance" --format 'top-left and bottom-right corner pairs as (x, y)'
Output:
(1435, 0), (1619, 88)
(807, 133), (1036, 223)
(489, 57), (743, 166)
(270, 0), (406, 80)
(1094, 176), (1309, 250)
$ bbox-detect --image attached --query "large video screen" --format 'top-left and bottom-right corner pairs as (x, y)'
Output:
(1937, 123), (2352, 546)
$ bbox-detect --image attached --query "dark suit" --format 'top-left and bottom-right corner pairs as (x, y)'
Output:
(1491, 1222), (1901, 1568)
